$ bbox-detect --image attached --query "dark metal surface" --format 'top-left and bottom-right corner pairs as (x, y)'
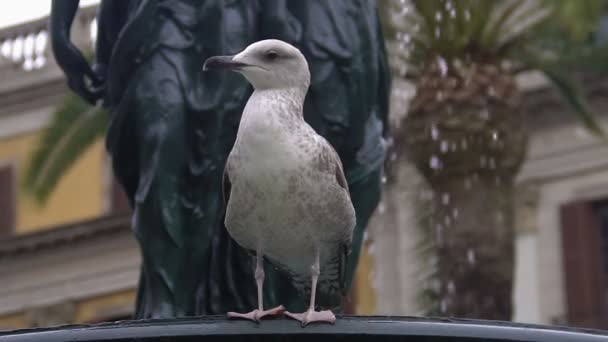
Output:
(1, 316), (608, 342)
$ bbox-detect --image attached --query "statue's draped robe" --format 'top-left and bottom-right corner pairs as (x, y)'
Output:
(94, 0), (389, 317)
(99, 0), (261, 317)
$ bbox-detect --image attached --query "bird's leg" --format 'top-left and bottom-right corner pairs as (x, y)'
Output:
(227, 250), (285, 322)
(285, 250), (336, 326)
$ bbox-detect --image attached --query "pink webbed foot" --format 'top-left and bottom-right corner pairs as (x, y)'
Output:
(285, 309), (336, 327)
(227, 305), (286, 323)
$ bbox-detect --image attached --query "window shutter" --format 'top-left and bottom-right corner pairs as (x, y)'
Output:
(560, 201), (608, 329)
(0, 166), (16, 237)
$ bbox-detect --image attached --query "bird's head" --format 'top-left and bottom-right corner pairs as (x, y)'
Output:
(203, 39), (310, 91)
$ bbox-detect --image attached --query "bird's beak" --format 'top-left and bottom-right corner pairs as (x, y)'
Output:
(203, 55), (249, 71)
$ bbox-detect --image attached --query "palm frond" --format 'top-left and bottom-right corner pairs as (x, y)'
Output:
(541, 66), (606, 138)
(402, 0), (590, 68)
(520, 51), (606, 138)
(23, 93), (108, 204)
(481, 0), (526, 50)
(494, 1), (551, 52)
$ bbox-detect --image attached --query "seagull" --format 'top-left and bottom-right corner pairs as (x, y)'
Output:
(203, 39), (356, 326)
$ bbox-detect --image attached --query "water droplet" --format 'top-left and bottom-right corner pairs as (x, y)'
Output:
(445, 0), (453, 9)
(467, 249), (476, 265)
(440, 299), (448, 313)
(444, 215), (451, 226)
(378, 201), (386, 214)
(437, 56), (448, 77)
(447, 280), (455, 294)
(430, 155), (442, 169)
(431, 125), (440, 140)
(440, 140), (449, 153)
(452, 207), (459, 219)
(488, 158), (496, 169)
(435, 12), (443, 21)
(435, 27), (441, 38)
(442, 193), (450, 205)
(381, 175), (387, 184)
(479, 108), (489, 120)
(450, 142), (457, 152)
(492, 131), (498, 141)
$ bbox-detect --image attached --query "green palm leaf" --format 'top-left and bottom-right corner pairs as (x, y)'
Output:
(23, 93), (108, 204)
(519, 50), (607, 138)
(541, 66), (606, 138)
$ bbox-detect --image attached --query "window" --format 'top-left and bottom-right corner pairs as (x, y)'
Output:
(0, 165), (16, 237)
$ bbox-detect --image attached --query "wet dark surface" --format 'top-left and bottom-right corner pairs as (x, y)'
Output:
(1, 315), (607, 342)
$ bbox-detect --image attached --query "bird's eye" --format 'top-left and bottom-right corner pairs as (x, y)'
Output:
(265, 50), (279, 61)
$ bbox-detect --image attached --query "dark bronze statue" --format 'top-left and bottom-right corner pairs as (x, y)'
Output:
(50, 0), (390, 318)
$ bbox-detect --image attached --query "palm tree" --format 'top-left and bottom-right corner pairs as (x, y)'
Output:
(23, 93), (107, 204)
(389, 0), (606, 320)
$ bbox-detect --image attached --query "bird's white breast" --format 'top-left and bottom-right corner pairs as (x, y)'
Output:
(225, 90), (349, 271)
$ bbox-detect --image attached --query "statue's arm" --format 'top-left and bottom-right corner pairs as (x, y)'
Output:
(50, 0), (102, 104)
(93, 0), (130, 81)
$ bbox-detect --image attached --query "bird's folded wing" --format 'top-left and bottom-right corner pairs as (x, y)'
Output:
(322, 141), (349, 192)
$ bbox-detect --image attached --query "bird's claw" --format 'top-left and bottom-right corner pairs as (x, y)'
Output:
(227, 305), (286, 323)
(285, 309), (336, 327)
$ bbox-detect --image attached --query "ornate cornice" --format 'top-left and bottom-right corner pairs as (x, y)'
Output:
(0, 215), (131, 259)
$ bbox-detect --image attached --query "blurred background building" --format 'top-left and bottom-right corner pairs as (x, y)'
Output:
(0, 0), (608, 332)
(0, 5), (139, 330)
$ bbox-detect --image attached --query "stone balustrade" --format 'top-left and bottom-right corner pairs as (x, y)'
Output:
(0, 5), (98, 119)
(0, 5), (97, 72)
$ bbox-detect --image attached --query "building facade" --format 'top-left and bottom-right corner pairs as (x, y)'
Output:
(369, 74), (608, 329)
(0, 7), (139, 330)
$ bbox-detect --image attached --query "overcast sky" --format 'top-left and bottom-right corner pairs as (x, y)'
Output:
(0, 0), (99, 29)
